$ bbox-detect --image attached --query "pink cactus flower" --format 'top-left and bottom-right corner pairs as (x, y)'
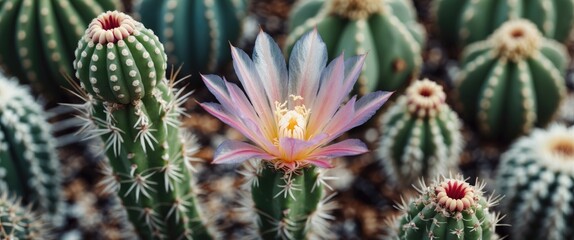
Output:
(200, 29), (392, 172)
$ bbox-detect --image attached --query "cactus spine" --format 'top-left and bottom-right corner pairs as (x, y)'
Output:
(497, 124), (574, 240)
(286, 0), (425, 93)
(0, 75), (62, 223)
(73, 11), (211, 239)
(0, 0), (119, 101)
(434, 0), (574, 48)
(0, 194), (47, 240)
(393, 175), (502, 240)
(455, 19), (568, 142)
(137, 0), (248, 77)
(378, 79), (462, 187)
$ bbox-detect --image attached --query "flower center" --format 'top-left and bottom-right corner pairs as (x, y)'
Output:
(549, 137), (574, 158)
(435, 179), (475, 212)
(491, 19), (541, 62)
(275, 95), (310, 141)
(406, 79), (446, 118)
(87, 11), (136, 44)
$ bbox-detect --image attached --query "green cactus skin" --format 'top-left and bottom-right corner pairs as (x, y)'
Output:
(0, 75), (63, 224)
(241, 160), (337, 240)
(0, 0), (119, 102)
(393, 175), (503, 240)
(285, 0), (425, 94)
(378, 79), (463, 187)
(454, 19), (568, 142)
(434, 0), (574, 49)
(497, 124), (574, 240)
(0, 194), (47, 240)
(137, 0), (248, 77)
(73, 11), (212, 240)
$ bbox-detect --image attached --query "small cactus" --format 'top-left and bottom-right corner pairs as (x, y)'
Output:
(73, 11), (212, 239)
(434, 0), (574, 49)
(0, 0), (120, 102)
(392, 175), (503, 240)
(0, 75), (63, 223)
(378, 79), (463, 187)
(455, 19), (568, 142)
(497, 124), (574, 240)
(0, 194), (47, 240)
(286, 0), (425, 93)
(137, 0), (248, 77)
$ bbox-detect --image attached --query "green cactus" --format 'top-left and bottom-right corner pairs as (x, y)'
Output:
(136, 0), (248, 78)
(0, 75), (63, 224)
(0, 194), (47, 240)
(392, 175), (503, 240)
(0, 0), (120, 102)
(377, 79), (463, 187)
(285, 0), (425, 93)
(497, 124), (574, 240)
(454, 19), (568, 142)
(240, 160), (337, 240)
(73, 11), (212, 239)
(434, 0), (574, 49)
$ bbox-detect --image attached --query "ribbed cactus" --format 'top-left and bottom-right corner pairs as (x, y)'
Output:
(0, 0), (119, 101)
(0, 194), (47, 240)
(137, 0), (248, 77)
(392, 175), (503, 240)
(378, 79), (463, 187)
(434, 0), (574, 49)
(0, 75), (62, 223)
(286, 0), (425, 93)
(73, 11), (212, 239)
(455, 19), (568, 142)
(497, 124), (574, 240)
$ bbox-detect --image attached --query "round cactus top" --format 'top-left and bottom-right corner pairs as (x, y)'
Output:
(328, 0), (384, 20)
(0, 75), (30, 109)
(525, 125), (574, 171)
(405, 79), (446, 118)
(87, 11), (137, 44)
(435, 178), (475, 212)
(490, 19), (542, 62)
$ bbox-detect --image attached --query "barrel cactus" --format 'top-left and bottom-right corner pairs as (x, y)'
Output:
(0, 194), (47, 240)
(378, 79), (463, 187)
(73, 11), (213, 239)
(0, 0), (120, 102)
(454, 19), (568, 142)
(286, 0), (425, 94)
(497, 124), (574, 240)
(434, 0), (574, 49)
(0, 75), (62, 223)
(392, 175), (503, 240)
(136, 0), (248, 78)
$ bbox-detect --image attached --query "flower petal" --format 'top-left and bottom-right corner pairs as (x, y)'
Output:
(213, 140), (275, 164)
(288, 28), (327, 106)
(304, 159), (333, 168)
(310, 139), (369, 158)
(348, 91), (393, 128)
(253, 30), (288, 105)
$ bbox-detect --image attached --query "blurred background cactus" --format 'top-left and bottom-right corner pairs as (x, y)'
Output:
(0, 194), (47, 240)
(0, 75), (63, 224)
(285, 0), (425, 93)
(378, 79), (463, 187)
(434, 0), (574, 50)
(454, 19), (568, 143)
(391, 175), (502, 240)
(73, 11), (212, 239)
(497, 124), (574, 240)
(0, 0), (120, 102)
(136, 0), (248, 83)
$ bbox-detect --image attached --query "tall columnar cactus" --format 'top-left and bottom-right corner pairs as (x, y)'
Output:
(378, 79), (463, 187)
(434, 0), (574, 49)
(73, 11), (212, 239)
(0, 194), (47, 240)
(0, 0), (120, 101)
(0, 75), (62, 223)
(497, 124), (574, 240)
(137, 0), (248, 78)
(392, 175), (503, 240)
(286, 0), (425, 93)
(455, 19), (568, 142)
